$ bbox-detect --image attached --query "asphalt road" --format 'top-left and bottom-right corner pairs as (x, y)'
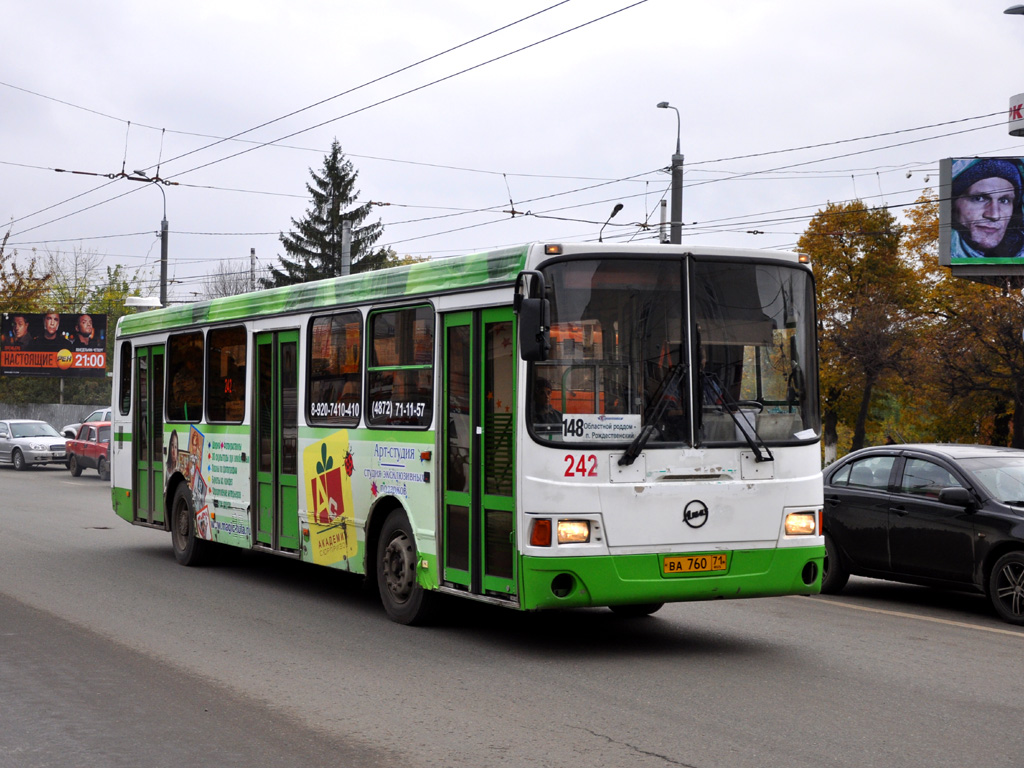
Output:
(2, 464), (1023, 768)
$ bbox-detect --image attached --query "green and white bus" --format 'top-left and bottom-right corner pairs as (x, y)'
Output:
(110, 242), (824, 624)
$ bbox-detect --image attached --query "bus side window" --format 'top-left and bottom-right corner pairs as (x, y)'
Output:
(367, 305), (434, 428)
(167, 331), (204, 422)
(308, 311), (362, 426)
(206, 326), (246, 423)
(119, 342), (132, 415)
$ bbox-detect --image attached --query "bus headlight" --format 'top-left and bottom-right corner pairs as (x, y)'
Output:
(785, 511), (817, 536)
(557, 520), (590, 543)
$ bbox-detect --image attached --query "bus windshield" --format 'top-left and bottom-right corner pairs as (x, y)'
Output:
(528, 256), (819, 448)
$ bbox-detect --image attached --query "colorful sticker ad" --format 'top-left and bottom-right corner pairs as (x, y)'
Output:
(302, 431), (358, 566)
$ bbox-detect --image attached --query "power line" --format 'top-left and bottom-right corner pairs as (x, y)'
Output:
(162, 1), (651, 181)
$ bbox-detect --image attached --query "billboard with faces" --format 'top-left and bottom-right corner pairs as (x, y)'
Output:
(939, 157), (1024, 286)
(1, 311), (107, 377)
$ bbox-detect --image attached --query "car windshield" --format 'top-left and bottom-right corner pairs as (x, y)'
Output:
(528, 255), (819, 448)
(11, 422), (61, 439)
(958, 456), (1024, 503)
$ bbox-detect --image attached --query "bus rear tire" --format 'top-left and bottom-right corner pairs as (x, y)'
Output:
(609, 602), (664, 617)
(171, 484), (210, 567)
(377, 509), (434, 625)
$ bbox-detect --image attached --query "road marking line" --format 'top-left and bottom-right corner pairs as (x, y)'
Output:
(797, 596), (1024, 638)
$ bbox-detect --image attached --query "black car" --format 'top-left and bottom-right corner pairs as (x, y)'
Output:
(822, 444), (1024, 625)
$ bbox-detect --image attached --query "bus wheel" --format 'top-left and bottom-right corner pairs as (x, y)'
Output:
(377, 510), (434, 625)
(609, 603), (664, 617)
(171, 484), (210, 567)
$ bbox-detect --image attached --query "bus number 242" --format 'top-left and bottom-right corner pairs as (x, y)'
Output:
(564, 454), (598, 478)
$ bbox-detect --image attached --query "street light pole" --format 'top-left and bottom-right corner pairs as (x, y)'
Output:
(657, 101), (683, 245)
(132, 170), (169, 306)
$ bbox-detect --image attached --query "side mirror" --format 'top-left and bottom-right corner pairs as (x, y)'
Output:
(938, 487), (973, 509)
(514, 270), (550, 362)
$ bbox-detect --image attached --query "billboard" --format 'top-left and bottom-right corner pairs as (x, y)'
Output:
(939, 157), (1024, 286)
(1, 311), (107, 377)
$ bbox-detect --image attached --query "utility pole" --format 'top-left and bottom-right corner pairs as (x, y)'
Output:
(131, 170), (171, 305)
(250, 247), (256, 292)
(341, 220), (352, 276)
(657, 102), (683, 244)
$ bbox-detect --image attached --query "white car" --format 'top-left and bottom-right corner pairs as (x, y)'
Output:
(0, 419), (67, 470)
(61, 407), (112, 439)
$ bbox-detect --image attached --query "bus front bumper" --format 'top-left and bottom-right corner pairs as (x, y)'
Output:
(519, 546), (824, 611)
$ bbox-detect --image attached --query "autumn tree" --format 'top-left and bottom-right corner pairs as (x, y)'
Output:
(262, 139), (393, 288)
(0, 230), (50, 309)
(799, 201), (920, 459)
(899, 189), (1024, 447)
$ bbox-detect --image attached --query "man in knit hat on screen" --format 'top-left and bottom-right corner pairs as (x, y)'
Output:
(950, 158), (1024, 259)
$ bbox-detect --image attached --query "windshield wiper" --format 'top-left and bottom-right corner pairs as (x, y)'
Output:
(701, 372), (774, 463)
(618, 363), (687, 467)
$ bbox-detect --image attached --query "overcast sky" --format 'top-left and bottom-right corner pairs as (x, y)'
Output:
(3, 0), (1023, 302)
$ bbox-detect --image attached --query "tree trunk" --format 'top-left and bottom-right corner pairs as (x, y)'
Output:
(823, 409), (838, 465)
(850, 376), (876, 452)
(1013, 399), (1024, 449)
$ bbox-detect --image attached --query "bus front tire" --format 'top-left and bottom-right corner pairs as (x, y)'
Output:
(171, 484), (210, 567)
(376, 509), (434, 625)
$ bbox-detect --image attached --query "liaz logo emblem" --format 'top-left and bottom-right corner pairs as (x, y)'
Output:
(683, 500), (709, 529)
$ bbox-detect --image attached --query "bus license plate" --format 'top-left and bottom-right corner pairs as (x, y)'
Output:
(663, 553), (728, 574)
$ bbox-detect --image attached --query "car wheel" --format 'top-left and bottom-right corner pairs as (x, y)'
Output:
(988, 551), (1024, 626)
(97, 457), (109, 481)
(69, 454), (82, 477)
(821, 532), (850, 594)
(12, 449), (26, 471)
(609, 602), (664, 617)
(376, 509), (434, 625)
(171, 483), (211, 567)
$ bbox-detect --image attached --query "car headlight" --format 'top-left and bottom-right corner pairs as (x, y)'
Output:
(29, 441), (46, 451)
(785, 511), (818, 536)
(557, 520), (590, 543)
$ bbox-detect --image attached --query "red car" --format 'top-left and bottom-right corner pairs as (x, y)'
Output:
(66, 421), (111, 480)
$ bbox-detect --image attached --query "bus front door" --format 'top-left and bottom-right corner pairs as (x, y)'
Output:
(442, 309), (517, 599)
(133, 345), (165, 526)
(254, 330), (300, 552)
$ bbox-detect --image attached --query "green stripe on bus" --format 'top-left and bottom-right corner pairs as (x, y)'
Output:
(119, 246), (528, 336)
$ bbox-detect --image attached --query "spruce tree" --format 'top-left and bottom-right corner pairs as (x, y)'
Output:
(262, 140), (387, 287)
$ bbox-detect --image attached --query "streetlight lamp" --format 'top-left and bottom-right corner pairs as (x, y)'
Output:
(132, 170), (169, 307)
(599, 203), (623, 242)
(657, 102), (684, 245)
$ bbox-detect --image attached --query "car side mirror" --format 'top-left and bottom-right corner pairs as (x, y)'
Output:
(938, 487), (973, 509)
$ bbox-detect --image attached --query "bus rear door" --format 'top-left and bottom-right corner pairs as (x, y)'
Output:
(254, 330), (300, 552)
